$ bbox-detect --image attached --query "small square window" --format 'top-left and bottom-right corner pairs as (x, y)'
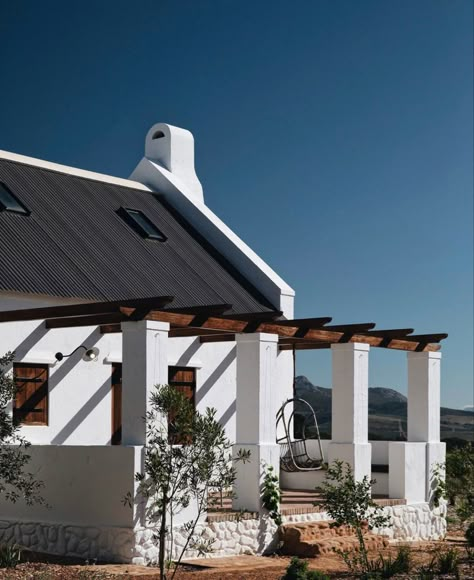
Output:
(117, 207), (166, 241)
(13, 363), (49, 426)
(0, 182), (29, 215)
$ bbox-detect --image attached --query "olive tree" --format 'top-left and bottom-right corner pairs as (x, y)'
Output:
(130, 385), (250, 580)
(318, 461), (391, 576)
(0, 351), (44, 504)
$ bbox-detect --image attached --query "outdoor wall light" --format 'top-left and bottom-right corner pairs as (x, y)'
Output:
(54, 346), (100, 362)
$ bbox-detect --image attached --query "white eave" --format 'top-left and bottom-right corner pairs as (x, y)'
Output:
(0, 149), (150, 192)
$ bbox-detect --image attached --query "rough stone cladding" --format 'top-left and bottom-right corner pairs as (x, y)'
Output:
(0, 502), (447, 565)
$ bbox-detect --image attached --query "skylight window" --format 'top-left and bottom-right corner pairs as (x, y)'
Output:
(117, 207), (167, 241)
(0, 182), (29, 215)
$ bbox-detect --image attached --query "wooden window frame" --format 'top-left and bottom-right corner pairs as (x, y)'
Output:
(168, 366), (196, 444)
(13, 363), (49, 426)
(111, 363), (122, 445)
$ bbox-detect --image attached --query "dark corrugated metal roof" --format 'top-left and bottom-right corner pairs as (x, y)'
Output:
(0, 158), (276, 314)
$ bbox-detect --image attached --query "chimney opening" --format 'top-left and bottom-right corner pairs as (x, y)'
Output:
(152, 130), (165, 140)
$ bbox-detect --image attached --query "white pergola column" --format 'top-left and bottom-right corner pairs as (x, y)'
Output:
(121, 320), (170, 446)
(389, 352), (444, 502)
(233, 333), (279, 513)
(407, 352), (441, 443)
(328, 343), (371, 482)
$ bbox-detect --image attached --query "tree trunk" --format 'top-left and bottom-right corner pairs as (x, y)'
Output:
(159, 497), (168, 580)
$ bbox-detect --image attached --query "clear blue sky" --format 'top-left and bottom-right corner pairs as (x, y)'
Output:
(0, 1), (472, 408)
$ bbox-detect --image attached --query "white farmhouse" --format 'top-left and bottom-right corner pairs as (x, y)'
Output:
(0, 124), (447, 563)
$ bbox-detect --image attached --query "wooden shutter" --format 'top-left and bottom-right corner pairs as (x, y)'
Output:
(111, 363), (122, 445)
(168, 366), (196, 443)
(13, 363), (48, 425)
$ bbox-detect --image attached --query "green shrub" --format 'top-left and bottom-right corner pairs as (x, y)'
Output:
(261, 464), (282, 526)
(282, 557), (309, 580)
(306, 571), (330, 580)
(318, 461), (391, 576)
(0, 543), (21, 568)
(436, 546), (459, 575)
(465, 521), (474, 547)
(367, 545), (411, 578)
(281, 557), (329, 580)
(415, 554), (437, 580)
(445, 443), (474, 521)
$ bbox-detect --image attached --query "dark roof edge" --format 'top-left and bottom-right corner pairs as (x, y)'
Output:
(157, 195), (278, 313)
(0, 155), (152, 195)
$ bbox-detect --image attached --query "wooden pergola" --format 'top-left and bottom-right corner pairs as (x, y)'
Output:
(0, 295), (448, 352)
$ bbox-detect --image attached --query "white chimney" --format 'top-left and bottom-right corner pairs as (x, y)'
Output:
(143, 123), (203, 202)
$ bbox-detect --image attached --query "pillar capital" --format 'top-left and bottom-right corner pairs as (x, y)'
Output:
(407, 351), (442, 361)
(331, 342), (370, 352)
(235, 332), (279, 345)
(121, 320), (170, 334)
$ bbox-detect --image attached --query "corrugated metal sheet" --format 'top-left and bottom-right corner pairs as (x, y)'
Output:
(0, 158), (276, 314)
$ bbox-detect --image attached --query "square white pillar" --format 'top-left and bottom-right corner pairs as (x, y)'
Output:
(121, 320), (169, 446)
(389, 442), (426, 502)
(233, 333), (279, 513)
(328, 343), (371, 482)
(407, 351), (444, 502)
(407, 351), (441, 443)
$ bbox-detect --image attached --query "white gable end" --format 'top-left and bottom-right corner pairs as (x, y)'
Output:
(130, 123), (295, 317)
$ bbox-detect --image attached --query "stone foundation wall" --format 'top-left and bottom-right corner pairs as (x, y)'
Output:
(134, 502), (448, 565)
(0, 520), (134, 563)
(0, 501), (447, 565)
(376, 501), (447, 542)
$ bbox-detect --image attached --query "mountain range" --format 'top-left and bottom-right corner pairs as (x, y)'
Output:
(294, 375), (474, 444)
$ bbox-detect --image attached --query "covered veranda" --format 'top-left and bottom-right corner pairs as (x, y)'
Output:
(1, 295), (448, 517)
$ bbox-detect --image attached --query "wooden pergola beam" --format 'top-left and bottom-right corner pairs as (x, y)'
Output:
(0, 295), (174, 323)
(359, 328), (415, 338)
(139, 313), (447, 351)
(46, 312), (127, 329)
(272, 317), (332, 327)
(0, 298), (448, 352)
(396, 333), (448, 343)
(100, 324), (121, 334)
(169, 327), (234, 338)
(220, 311), (283, 321)
(322, 323), (376, 332)
(219, 310), (284, 333)
(279, 340), (442, 352)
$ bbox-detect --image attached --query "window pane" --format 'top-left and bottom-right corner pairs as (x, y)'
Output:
(168, 366), (196, 444)
(0, 183), (29, 214)
(118, 207), (166, 241)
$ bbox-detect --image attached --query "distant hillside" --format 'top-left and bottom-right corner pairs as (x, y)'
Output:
(294, 375), (474, 443)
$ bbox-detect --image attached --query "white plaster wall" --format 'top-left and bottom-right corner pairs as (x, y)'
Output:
(1, 293), (293, 446)
(371, 440), (389, 464)
(0, 294), (122, 445)
(0, 445), (137, 527)
(281, 440), (390, 494)
(288, 439), (388, 467)
(169, 338), (239, 442)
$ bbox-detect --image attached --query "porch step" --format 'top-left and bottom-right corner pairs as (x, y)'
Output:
(279, 520), (388, 558)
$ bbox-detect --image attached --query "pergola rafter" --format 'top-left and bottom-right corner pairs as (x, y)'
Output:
(0, 296), (447, 352)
